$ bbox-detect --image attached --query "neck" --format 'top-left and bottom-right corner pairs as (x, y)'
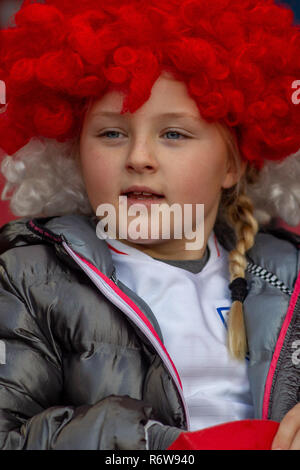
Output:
(115, 206), (218, 261)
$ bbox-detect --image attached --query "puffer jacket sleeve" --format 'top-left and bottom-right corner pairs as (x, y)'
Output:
(0, 261), (154, 450)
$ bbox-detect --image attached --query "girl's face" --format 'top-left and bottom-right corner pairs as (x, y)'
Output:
(79, 73), (244, 259)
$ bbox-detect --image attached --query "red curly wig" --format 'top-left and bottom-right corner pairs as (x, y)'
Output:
(0, 0), (300, 168)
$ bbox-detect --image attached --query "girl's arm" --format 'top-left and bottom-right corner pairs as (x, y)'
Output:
(0, 262), (180, 450)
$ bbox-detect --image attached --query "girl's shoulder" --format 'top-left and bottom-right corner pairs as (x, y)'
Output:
(257, 226), (300, 249)
(0, 216), (75, 287)
(215, 219), (300, 291)
(215, 217), (300, 262)
(249, 226), (300, 263)
(246, 227), (300, 293)
(0, 216), (55, 258)
(0, 214), (110, 286)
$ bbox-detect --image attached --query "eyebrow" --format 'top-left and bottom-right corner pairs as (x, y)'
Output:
(90, 111), (201, 121)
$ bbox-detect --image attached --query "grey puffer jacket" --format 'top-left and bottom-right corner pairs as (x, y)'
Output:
(0, 214), (299, 450)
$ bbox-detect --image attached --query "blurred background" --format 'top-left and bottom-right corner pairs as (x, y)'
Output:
(0, 0), (300, 234)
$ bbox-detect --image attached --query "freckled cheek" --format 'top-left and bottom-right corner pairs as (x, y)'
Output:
(172, 168), (222, 205)
(80, 151), (121, 205)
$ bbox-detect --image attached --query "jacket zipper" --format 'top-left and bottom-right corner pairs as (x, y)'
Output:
(262, 268), (300, 419)
(62, 240), (190, 431)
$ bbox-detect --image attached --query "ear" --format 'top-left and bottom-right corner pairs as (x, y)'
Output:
(222, 158), (247, 189)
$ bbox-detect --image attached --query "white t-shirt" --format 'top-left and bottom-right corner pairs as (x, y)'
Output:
(105, 232), (254, 430)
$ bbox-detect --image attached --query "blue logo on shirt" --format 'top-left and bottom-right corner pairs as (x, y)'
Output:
(216, 307), (230, 329)
(216, 306), (250, 362)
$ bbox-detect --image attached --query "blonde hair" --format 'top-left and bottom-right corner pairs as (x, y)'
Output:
(216, 123), (260, 360)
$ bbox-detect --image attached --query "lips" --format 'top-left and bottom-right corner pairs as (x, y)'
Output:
(121, 185), (164, 198)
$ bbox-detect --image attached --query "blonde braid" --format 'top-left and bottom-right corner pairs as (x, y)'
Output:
(214, 123), (261, 360)
(225, 176), (259, 360)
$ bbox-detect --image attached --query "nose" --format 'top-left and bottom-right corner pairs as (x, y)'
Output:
(125, 138), (158, 174)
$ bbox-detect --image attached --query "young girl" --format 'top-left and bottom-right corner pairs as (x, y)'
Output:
(0, 0), (300, 450)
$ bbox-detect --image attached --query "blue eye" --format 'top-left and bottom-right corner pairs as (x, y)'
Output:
(100, 131), (122, 139)
(164, 131), (186, 140)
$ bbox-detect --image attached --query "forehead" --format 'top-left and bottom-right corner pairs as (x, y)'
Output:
(86, 74), (201, 120)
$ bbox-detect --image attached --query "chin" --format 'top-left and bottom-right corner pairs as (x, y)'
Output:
(120, 232), (171, 245)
